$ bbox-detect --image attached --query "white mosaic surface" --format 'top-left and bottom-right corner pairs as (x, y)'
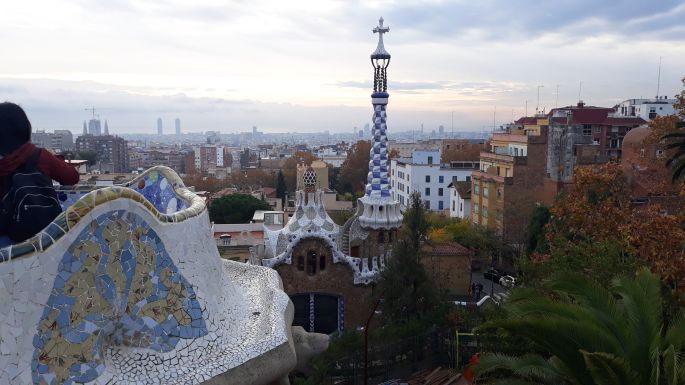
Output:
(0, 197), (291, 385)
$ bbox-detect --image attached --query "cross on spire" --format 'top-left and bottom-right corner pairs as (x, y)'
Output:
(371, 16), (390, 59)
(373, 17), (389, 36)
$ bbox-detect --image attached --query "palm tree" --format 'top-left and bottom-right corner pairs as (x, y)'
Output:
(475, 269), (685, 385)
(663, 128), (685, 182)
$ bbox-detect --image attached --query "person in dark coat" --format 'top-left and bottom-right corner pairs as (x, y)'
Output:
(0, 102), (79, 246)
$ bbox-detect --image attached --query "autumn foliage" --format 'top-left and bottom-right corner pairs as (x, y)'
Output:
(337, 140), (371, 194)
(543, 162), (685, 287)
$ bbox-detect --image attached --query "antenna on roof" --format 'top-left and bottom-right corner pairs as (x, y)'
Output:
(555, 84), (559, 108)
(577, 81), (583, 102)
(536, 85), (544, 114)
(656, 56), (662, 99)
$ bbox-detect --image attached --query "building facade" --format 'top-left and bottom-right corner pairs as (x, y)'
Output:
(390, 149), (478, 211)
(448, 180), (471, 219)
(614, 97), (677, 121)
(31, 129), (74, 153)
(188, 145), (233, 178)
(542, 102), (646, 202)
(75, 134), (129, 173)
(471, 127), (548, 243)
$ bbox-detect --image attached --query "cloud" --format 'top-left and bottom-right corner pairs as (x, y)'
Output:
(336, 79), (528, 96)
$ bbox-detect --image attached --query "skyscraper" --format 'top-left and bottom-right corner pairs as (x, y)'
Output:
(157, 118), (163, 135)
(88, 118), (101, 135)
(175, 118), (181, 135)
(82, 121), (87, 136)
(104, 120), (109, 135)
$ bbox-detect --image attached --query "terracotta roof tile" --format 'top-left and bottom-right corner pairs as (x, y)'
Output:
(421, 242), (472, 256)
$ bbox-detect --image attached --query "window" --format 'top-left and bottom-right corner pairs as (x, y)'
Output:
(307, 251), (317, 276)
(483, 206), (488, 218)
(496, 166), (501, 176)
(425, 187), (430, 196)
(438, 188), (444, 196)
(439, 200), (444, 210)
(583, 124), (592, 136)
(594, 127), (601, 133)
(474, 203), (479, 214)
(425, 175), (431, 183)
(474, 184), (480, 195)
(424, 200), (430, 209)
(466, 176), (471, 182)
(439, 176), (444, 183)
(388, 231), (393, 242)
(378, 232), (385, 244)
(452, 201), (455, 211)
(428, 156), (433, 164)
(483, 187), (488, 197)
(319, 254), (326, 270)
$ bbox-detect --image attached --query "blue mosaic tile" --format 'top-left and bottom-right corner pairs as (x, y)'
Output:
(31, 209), (207, 385)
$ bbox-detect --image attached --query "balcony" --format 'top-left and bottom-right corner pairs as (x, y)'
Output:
(479, 151), (528, 166)
(471, 170), (514, 184)
(492, 133), (529, 144)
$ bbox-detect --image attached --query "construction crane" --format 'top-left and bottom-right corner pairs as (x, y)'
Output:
(84, 106), (109, 119)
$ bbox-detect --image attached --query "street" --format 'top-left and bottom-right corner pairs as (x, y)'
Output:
(471, 272), (506, 298)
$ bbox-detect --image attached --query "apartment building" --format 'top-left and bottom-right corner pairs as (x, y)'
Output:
(471, 126), (548, 242)
(390, 149), (478, 211)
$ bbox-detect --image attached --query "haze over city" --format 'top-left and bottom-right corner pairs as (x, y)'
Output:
(1, 0), (685, 133)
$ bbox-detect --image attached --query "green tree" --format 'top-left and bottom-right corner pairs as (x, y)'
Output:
(276, 170), (286, 202)
(664, 129), (685, 182)
(403, 192), (429, 251)
(475, 269), (685, 385)
(376, 192), (437, 322)
(72, 150), (98, 166)
(208, 194), (272, 224)
(525, 205), (550, 255)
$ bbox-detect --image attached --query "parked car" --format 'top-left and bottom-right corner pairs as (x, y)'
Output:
(483, 268), (501, 282)
(499, 275), (516, 288)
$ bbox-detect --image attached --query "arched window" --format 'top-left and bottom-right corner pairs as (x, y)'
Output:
(307, 250), (317, 276)
(378, 231), (385, 244)
(388, 231), (393, 242)
(297, 255), (304, 271)
(319, 254), (326, 271)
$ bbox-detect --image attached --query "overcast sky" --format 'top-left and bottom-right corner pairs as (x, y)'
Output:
(1, 0), (684, 134)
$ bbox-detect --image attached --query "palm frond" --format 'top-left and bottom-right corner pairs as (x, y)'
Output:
(581, 350), (643, 385)
(475, 353), (566, 385)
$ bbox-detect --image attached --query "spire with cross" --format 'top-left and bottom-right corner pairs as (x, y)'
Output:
(371, 17), (390, 59)
(356, 17), (402, 230)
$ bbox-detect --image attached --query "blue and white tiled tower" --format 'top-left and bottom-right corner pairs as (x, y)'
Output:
(357, 17), (403, 230)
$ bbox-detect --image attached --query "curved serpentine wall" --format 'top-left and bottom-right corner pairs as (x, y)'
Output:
(0, 167), (295, 385)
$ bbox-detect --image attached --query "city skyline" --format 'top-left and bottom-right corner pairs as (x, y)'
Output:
(1, 0), (684, 133)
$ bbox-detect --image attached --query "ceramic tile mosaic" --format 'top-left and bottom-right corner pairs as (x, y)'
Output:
(257, 175), (387, 285)
(31, 209), (207, 385)
(0, 166), (293, 385)
(125, 169), (188, 214)
(2, 167), (202, 262)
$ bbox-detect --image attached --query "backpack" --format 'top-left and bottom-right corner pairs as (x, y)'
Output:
(1, 149), (62, 242)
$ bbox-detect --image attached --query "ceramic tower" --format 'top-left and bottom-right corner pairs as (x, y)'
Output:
(356, 17), (403, 230)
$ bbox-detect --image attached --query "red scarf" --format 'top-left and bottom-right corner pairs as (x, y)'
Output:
(0, 142), (36, 177)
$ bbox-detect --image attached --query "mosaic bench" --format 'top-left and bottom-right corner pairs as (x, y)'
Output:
(0, 166), (312, 385)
